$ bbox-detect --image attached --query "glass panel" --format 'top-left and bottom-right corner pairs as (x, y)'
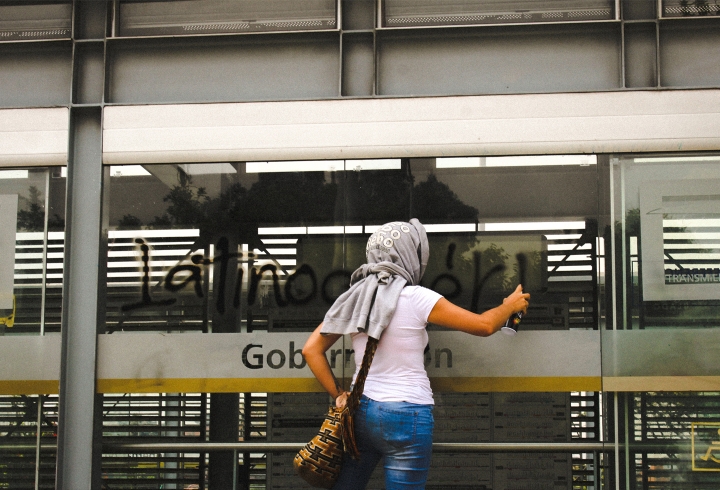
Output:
(0, 167), (65, 336)
(118, 0), (337, 37)
(102, 156), (604, 488)
(662, 0), (720, 17)
(0, 2), (71, 41)
(383, 0), (615, 27)
(614, 154), (720, 330)
(406, 156), (600, 331)
(104, 162), (343, 334)
(609, 154), (720, 488)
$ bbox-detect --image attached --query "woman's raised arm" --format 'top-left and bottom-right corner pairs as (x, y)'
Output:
(428, 284), (529, 337)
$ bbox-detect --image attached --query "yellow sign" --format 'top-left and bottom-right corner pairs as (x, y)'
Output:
(692, 422), (720, 472)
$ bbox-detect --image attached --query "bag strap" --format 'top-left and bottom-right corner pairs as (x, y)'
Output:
(345, 336), (379, 415)
(340, 336), (379, 460)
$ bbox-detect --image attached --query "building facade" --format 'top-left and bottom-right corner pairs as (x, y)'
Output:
(1, 1), (720, 489)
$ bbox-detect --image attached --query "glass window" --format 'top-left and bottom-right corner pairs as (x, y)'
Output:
(104, 156), (601, 335)
(118, 0), (337, 37)
(102, 156), (605, 488)
(0, 167), (66, 336)
(608, 153), (720, 488)
(383, 0), (615, 27)
(0, 2), (71, 41)
(613, 154), (720, 329)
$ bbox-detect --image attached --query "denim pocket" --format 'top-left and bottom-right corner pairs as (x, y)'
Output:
(378, 404), (420, 447)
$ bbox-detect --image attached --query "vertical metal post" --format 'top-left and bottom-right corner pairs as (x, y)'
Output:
(40, 173), (50, 335)
(592, 450), (599, 490)
(34, 395), (42, 490)
(56, 2), (108, 488)
(232, 449), (239, 490)
(624, 394), (632, 490)
(56, 106), (104, 490)
(655, 19), (661, 88)
(209, 235), (240, 488)
(609, 158), (621, 490)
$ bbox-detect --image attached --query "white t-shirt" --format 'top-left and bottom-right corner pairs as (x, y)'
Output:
(351, 285), (443, 405)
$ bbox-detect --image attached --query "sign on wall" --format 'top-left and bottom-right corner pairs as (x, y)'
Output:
(693, 422), (720, 472)
(93, 330), (601, 394)
(640, 179), (720, 301)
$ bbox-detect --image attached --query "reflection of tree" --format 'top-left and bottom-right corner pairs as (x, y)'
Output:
(17, 185), (64, 232)
(413, 174), (478, 222)
(17, 186), (44, 231)
(473, 243), (512, 292)
(245, 172), (337, 224)
(118, 214), (142, 230)
(625, 208), (640, 237)
(143, 171), (339, 233)
(508, 250), (542, 287)
(131, 164), (481, 233)
(149, 176), (209, 228)
(346, 169), (413, 223)
(458, 242), (513, 293)
(345, 167), (480, 224)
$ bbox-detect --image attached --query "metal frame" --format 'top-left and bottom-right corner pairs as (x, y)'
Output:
(1, 440), (692, 452)
(1, 1), (720, 489)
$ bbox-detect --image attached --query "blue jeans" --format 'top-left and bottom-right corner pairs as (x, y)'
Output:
(332, 395), (434, 490)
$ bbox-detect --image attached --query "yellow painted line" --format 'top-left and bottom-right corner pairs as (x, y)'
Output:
(603, 376), (720, 392)
(0, 380), (59, 395)
(430, 377), (602, 392)
(9, 376), (720, 395)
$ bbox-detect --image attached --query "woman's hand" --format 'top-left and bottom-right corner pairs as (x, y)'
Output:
(335, 391), (350, 409)
(503, 284), (530, 315)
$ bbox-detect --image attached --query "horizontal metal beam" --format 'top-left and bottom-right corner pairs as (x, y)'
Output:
(0, 441), (692, 453)
(103, 90), (720, 164)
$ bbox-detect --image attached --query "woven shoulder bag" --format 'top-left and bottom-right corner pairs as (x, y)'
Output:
(293, 337), (379, 488)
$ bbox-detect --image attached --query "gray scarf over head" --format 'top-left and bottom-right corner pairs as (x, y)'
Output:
(321, 219), (429, 340)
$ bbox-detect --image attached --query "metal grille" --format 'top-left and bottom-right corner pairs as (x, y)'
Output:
(0, 3), (71, 42)
(632, 392), (720, 489)
(99, 392), (269, 489)
(9, 232), (63, 335)
(544, 223), (598, 330)
(0, 395), (58, 489)
(102, 393), (206, 489)
(384, 0), (614, 27)
(118, 0), (337, 37)
(105, 230), (207, 334)
(663, 1), (720, 17)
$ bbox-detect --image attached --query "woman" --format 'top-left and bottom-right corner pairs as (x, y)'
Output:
(302, 219), (529, 490)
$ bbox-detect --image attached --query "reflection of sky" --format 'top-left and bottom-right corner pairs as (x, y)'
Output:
(621, 160), (720, 209)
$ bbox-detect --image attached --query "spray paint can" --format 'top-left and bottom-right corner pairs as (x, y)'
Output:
(501, 311), (523, 335)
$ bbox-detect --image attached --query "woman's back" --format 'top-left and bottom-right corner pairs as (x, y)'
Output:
(351, 285), (442, 405)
